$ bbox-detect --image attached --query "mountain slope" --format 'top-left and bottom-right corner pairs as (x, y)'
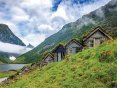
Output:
(0, 24), (25, 46)
(16, 0), (117, 63)
(2, 40), (117, 88)
(0, 52), (10, 63)
(0, 24), (25, 63)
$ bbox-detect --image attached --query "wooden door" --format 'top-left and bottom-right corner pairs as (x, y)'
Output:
(94, 38), (101, 46)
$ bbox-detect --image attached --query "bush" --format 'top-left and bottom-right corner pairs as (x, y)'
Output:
(99, 51), (115, 63)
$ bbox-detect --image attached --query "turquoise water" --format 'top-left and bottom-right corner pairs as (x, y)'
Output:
(0, 64), (26, 71)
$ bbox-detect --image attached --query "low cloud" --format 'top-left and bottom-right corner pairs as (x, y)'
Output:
(95, 8), (105, 18)
(21, 33), (46, 46)
(9, 56), (16, 61)
(0, 41), (32, 54)
(77, 17), (96, 29)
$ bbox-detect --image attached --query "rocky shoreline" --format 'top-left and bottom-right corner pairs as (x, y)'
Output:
(0, 77), (8, 83)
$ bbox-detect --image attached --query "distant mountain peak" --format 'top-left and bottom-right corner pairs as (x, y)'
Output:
(0, 24), (25, 46)
(27, 43), (34, 48)
(0, 23), (8, 26)
(109, 0), (117, 4)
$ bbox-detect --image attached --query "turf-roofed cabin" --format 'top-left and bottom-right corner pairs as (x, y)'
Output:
(52, 44), (66, 62)
(43, 53), (54, 64)
(65, 39), (83, 54)
(83, 26), (113, 48)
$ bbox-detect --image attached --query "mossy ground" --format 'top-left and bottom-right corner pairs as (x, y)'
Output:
(1, 40), (117, 88)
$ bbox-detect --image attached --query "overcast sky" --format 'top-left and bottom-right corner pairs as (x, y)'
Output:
(0, 0), (111, 46)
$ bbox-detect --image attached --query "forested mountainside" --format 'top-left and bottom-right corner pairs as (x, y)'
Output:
(2, 40), (117, 88)
(0, 52), (10, 63)
(0, 24), (25, 46)
(15, 0), (117, 63)
(0, 24), (25, 63)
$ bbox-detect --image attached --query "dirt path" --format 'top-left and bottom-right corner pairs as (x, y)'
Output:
(0, 77), (8, 83)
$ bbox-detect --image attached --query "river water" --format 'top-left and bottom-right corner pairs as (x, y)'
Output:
(0, 64), (26, 71)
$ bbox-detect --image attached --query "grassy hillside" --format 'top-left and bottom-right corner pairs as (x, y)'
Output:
(15, 0), (117, 64)
(1, 40), (117, 88)
(0, 72), (16, 78)
(0, 61), (3, 64)
(0, 52), (11, 63)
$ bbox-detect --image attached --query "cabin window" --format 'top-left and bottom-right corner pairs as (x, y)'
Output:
(76, 47), (79, 53)
(89, 40), (94, 47)
(68, 48), (72, 54)
(69, 49), (72, 53)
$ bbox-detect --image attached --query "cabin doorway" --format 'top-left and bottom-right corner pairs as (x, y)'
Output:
(58, 53), (62, 61)
(94, 38), (101, 46)
(72, 47), (78, 54)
